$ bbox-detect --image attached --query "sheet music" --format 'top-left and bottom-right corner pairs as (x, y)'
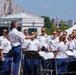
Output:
(73, 50), (76, 57)
(65, 51), (74, 56)
(39, 51), (54, 60)
(39, 51), (47, 59)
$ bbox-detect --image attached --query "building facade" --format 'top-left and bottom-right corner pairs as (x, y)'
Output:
(68, 20), (74, 26)
(0, 13), (44, 35)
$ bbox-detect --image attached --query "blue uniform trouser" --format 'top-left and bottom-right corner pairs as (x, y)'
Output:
(56, 58), (67, 73)
(12, 45), (21, 75)
(25, 59), (38, 75)
(1, 54), (12, 75)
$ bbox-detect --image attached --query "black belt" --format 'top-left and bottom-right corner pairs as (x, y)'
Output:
(3, 53), (7, 54)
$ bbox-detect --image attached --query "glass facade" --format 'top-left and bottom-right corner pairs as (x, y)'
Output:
(28, 28), (37, 35)
(0, 27), (21, 36)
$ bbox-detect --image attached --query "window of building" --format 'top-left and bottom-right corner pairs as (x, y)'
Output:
(28, 28), (37, 35)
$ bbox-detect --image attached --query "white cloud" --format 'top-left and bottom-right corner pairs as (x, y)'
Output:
(42, 5), (49, 9)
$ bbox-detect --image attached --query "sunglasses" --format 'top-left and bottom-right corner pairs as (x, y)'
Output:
(31, 34), (34, 35)
(3, 31), (7, 33)
(41, 31), (45, 32)
(72, 32), (74, 34)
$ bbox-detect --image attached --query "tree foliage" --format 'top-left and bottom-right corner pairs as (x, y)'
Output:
(42, 16), (52, 28)
(51, 25), (57, 32)
(45, 27), (52, 35)
(59, 23), (71, 31)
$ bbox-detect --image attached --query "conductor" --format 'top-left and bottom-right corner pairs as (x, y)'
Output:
(9, 20), (38, 75)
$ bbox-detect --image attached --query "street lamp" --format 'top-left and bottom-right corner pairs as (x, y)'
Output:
(5, 21), (10, 31)
(56, 16), (59, 28)
(32, 22), (35, 32)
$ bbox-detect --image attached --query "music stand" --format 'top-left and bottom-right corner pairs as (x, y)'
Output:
(23, 50), (42, 75)
(39, 51), (55, 75)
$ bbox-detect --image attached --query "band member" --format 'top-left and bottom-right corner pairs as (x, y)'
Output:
(49, 31), (59, 51)
(62, 31), (67, 37)
(62, 31), (68, 41)
(57, 29), (62, 37)
(54, 35), (68, 73)
(0, 29), (8, 39)
(23, 32), (41, 75)
(37, 27), (50, 69)
(49, 31), (59, 70)
(23, 29), (29, 36)
(67, 34), (75, 61)
(37, 27), (50, 52)
(9, 20), (38, 75)
(67, 34), (75, 51)
(0, 32), (12, 75)
(22, 29), (29, 74)
(72, 29), (76, 50)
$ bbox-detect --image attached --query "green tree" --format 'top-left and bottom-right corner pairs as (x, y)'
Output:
(59, 23), (71, 31)
(45, 25), (57, 35)
(45, 27), (52, 35)
(51, 25), (57, 33)
(42, 16), (52, 28)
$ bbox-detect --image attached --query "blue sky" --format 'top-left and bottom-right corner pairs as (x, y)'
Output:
(15, 0), (76, 21)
